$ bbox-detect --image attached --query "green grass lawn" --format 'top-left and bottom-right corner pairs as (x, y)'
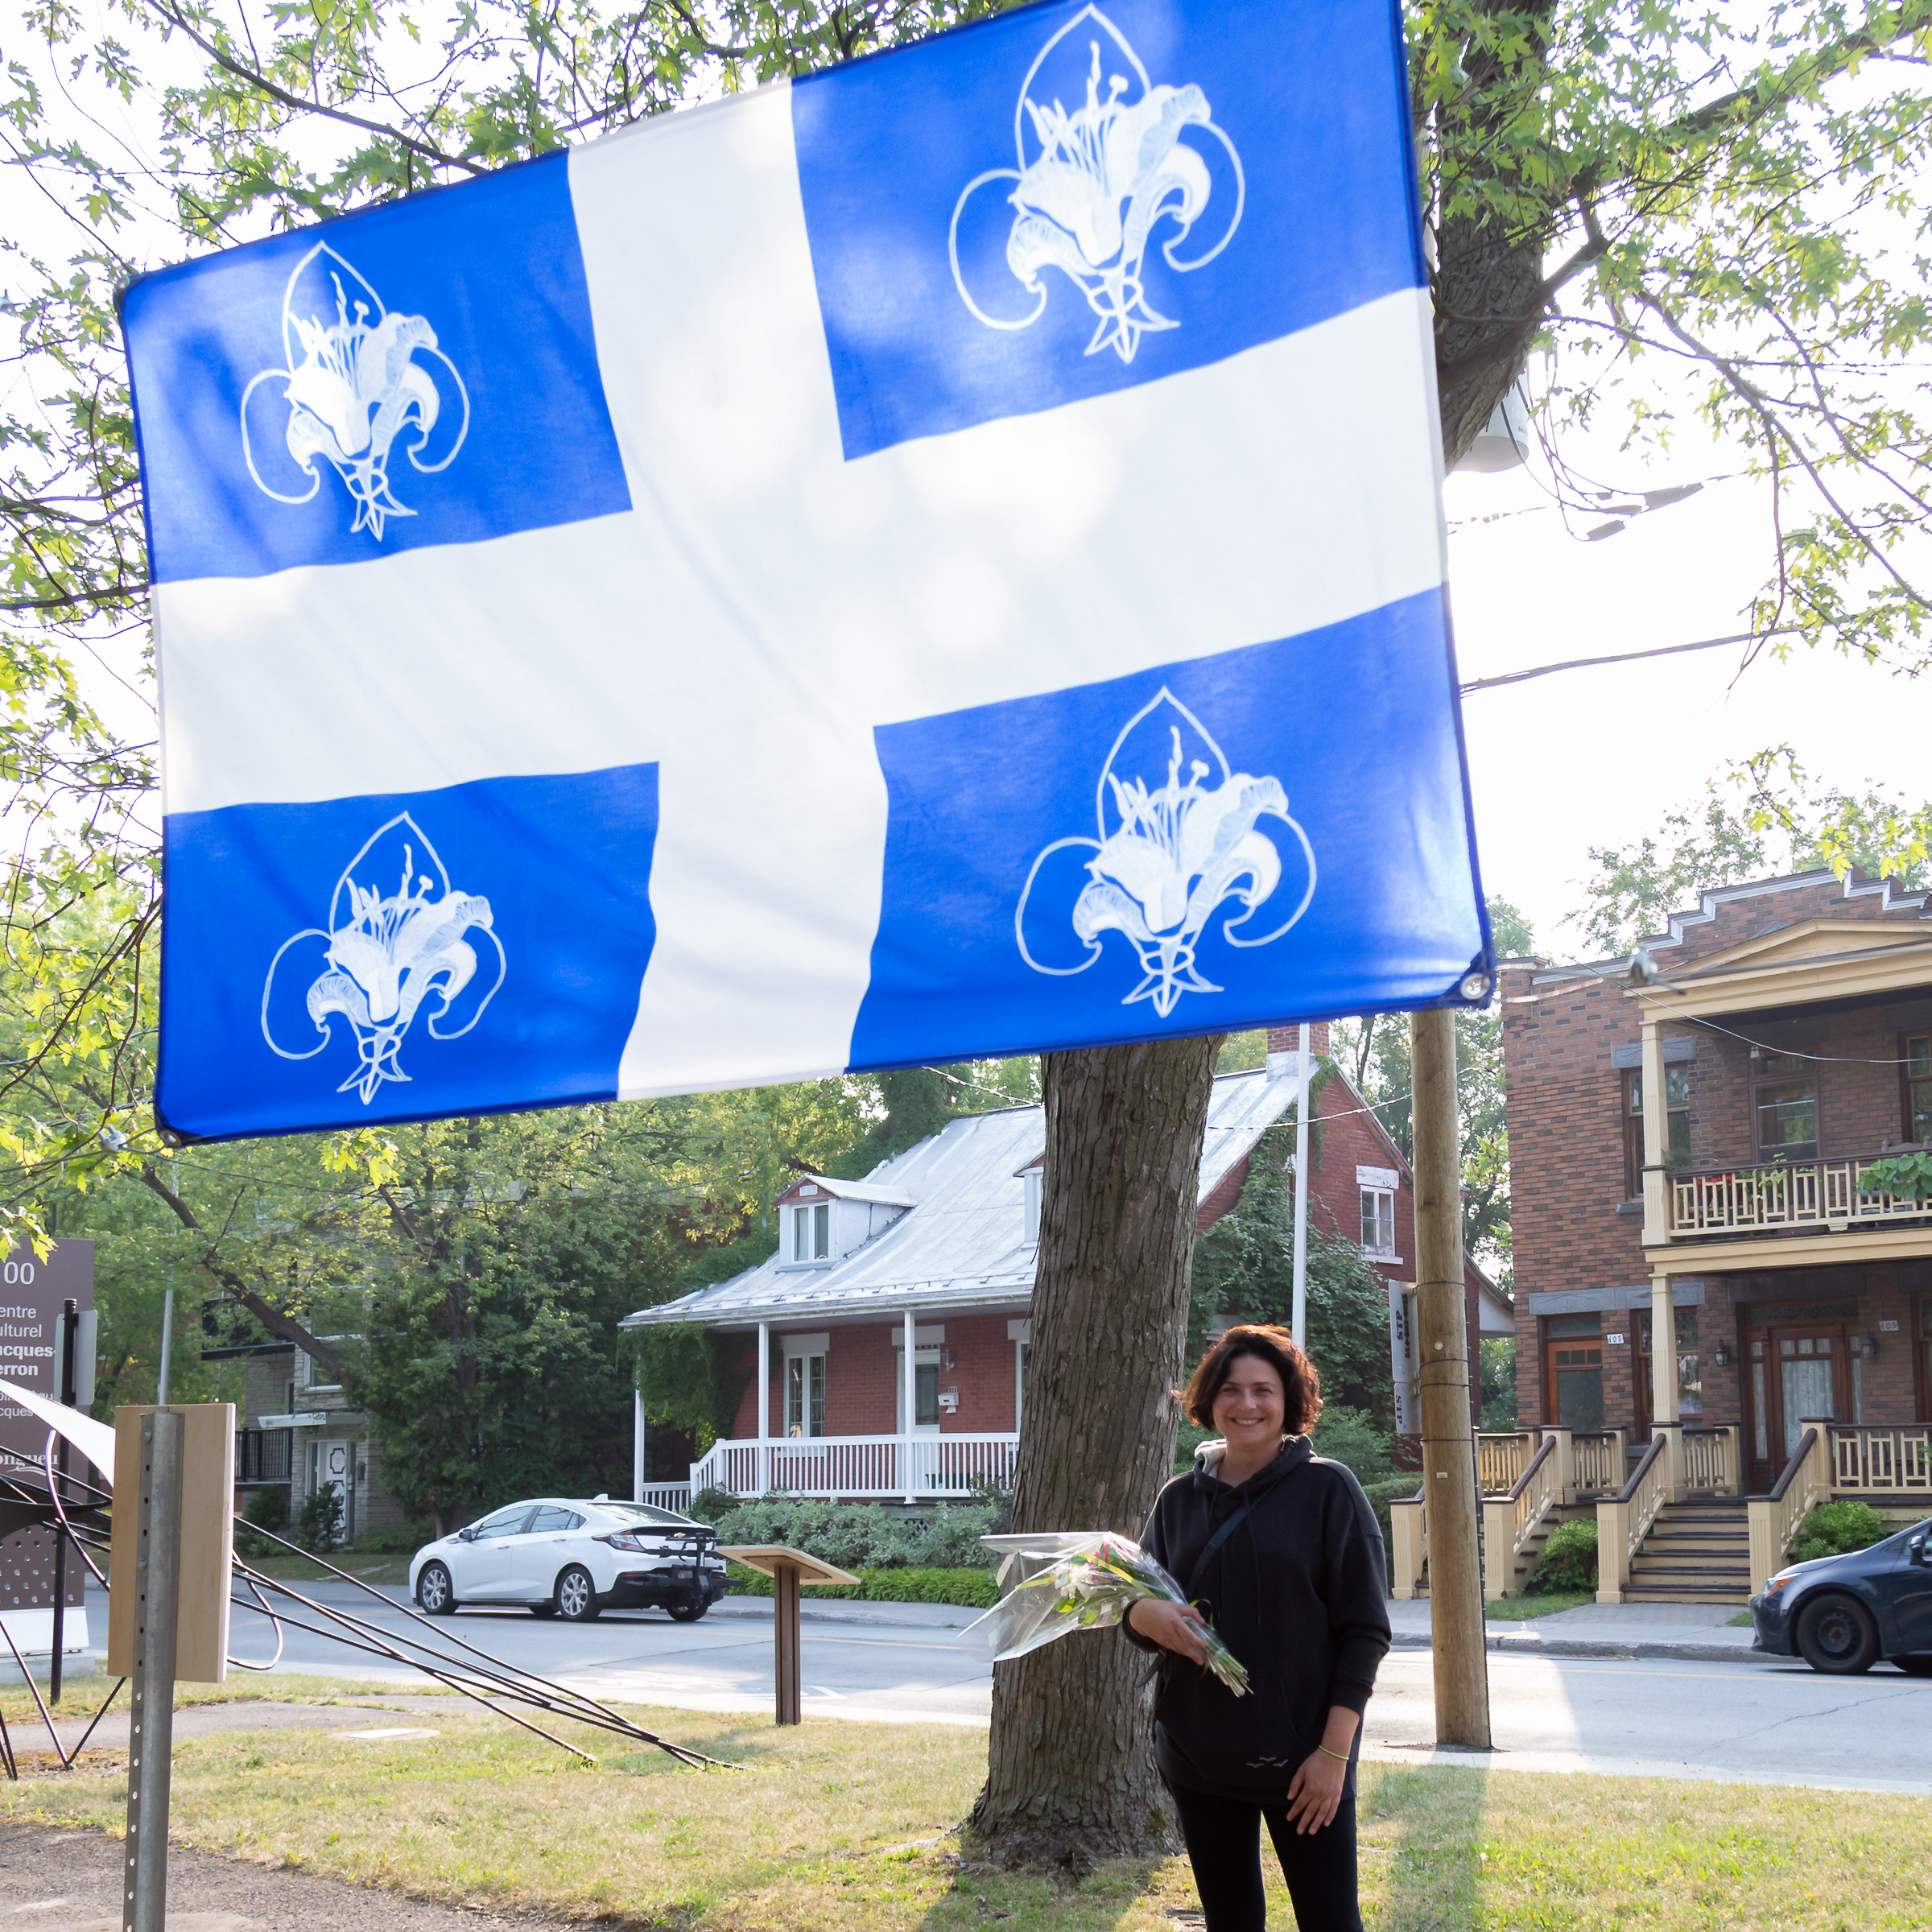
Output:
(0, 1691), (1927, 1928)
(1483, 1591), (1596, 1621)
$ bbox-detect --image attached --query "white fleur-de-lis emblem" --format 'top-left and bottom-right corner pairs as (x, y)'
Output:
(1017, 691), (1314, 1015)
(262, 815), (504, 1103)
(950, 6), (1243, 362)
(240, 243), (469, 539)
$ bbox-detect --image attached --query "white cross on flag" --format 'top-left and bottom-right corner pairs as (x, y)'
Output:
(125, 0), (1489, 1141)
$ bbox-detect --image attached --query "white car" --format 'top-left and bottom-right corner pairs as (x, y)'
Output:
(409, 1496), (729, 1623)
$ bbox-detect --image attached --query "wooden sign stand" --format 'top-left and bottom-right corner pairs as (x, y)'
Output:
(717, 1546), (858, 1725)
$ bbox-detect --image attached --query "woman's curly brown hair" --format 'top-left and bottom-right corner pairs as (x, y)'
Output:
(1180, 1323), (1323, 1435)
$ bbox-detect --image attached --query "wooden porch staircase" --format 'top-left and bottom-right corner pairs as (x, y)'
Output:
(1622, 1497), (1752, 1604)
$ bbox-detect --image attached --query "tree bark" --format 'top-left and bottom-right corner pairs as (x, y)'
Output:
(967, 1032), (1220, 1871)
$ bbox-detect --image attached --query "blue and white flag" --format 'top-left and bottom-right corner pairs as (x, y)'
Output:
(126, 0), (1488, 1142)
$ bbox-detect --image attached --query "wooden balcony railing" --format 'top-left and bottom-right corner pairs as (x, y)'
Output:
(1476, 1432), (1533, 1496)
(1570, 1430), (1626, 1496)
(1827, 1423), (1932, 1494)
(1669, 1154), (1932, 1237)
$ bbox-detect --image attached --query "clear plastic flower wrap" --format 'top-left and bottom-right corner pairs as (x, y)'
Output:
(963, 1530), (1250, 1697)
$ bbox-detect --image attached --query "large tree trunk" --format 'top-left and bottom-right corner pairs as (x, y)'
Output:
(966, 1032), (1220, 1871)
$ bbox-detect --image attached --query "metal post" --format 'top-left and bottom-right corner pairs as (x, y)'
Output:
(50, 1298), (76, 1703)
(1411, 1009), (1491, 1750)
(1290, 1021), (1311, 1348)
(125, 1408), (183, 1932)
(773, 1559), (801, 1726)
(155, 1290), (174, 1405)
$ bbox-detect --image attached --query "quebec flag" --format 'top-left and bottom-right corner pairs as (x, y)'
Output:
(126, 0), (1488, 1142)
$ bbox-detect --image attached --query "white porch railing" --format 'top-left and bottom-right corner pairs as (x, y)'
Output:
(639, 1483), (692, 1512)
(1827, 1424), (1932, 1493)
(1670, 1154), (1932, 1236)
(689, 1432), (1020, 1501)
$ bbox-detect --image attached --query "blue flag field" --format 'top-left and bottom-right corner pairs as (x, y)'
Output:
(125, 0), (1488, 1141)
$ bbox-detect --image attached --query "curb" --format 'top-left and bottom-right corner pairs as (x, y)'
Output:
(1389, 1632), (1771, 1664)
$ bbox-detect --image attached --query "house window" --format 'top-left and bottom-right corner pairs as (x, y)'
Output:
(1015, 1340), (1030, 1427)
(1639, 1306), (1703, 1419)
(791, 1200), (830, 1262)
(1023, 1168), (1042, 1243)
(1752, 1053), (1817, 1163)
(1905, 1035), (1932, 1143)
(1622, 1067), (1690, 1197)
(1359, 1188), (1396, 1257)
(784, 1355), (825, 1438)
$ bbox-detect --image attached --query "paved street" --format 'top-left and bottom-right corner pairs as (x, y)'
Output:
(76, 1583), (1932, 1793)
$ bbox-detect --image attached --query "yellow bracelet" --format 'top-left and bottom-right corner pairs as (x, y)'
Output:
(1317, 1744), (1350, 1762)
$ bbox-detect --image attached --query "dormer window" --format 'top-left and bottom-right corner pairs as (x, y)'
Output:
(791, 1200), (830, 1262)
(1023, 1167), (1042, 1243)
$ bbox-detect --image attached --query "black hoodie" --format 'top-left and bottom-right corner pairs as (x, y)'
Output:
(1125, 1435), (1392, 1801)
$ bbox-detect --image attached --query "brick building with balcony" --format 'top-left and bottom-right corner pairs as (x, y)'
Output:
(1487, 865), (1932, 1604)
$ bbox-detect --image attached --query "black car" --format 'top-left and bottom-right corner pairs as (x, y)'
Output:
(1750, 1517), (1932, 1674)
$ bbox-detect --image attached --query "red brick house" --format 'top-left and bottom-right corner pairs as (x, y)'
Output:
(1496, 866), (1932, 1600)
(623, 1025), (1507, 1504)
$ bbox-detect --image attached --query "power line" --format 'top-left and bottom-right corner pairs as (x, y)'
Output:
(1459, 628), (1798, 695)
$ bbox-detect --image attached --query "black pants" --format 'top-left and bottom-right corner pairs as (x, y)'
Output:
(1170, 1780), (1363, 1932)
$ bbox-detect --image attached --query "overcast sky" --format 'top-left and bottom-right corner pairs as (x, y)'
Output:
(1443, 446), (1926, 964)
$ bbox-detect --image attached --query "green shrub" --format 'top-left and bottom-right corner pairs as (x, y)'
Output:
(235, 1484), (289, 1557)
(1311, 1405), (1394, 1483)
(1793, 1501), (1890, 1564)
(723, 1562), (998, 1608)
(688, 1486), (741, 1528)
(706, 1497), (998, 1573)
(295, 1484), (344, 1554)
(1174, 1422), (1214, 1472)
(1360, 1474), (1422, 1588)
(1529, 1518), (1598, 1593)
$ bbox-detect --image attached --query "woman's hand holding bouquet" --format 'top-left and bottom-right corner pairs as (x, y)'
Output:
(965, 1530), (1249, 1697)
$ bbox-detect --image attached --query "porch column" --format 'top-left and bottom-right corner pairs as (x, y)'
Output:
(902, 1309), (918, 1505)
(1639, 1016), (1670, 1239)
(1649, 1269), (1683, 1499)
(633, 1385), (646, 1504)
(757, 1320), (770, 1496)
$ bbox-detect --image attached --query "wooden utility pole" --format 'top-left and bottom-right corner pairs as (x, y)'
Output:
(1410, 1008), (1492, 1748)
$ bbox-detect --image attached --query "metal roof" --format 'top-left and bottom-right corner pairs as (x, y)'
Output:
(621, 1068), (1300, 1331)
(779, 1174), (917, 1208)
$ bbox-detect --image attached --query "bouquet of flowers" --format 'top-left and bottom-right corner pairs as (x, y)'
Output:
(963, 1530), (1249, 1696)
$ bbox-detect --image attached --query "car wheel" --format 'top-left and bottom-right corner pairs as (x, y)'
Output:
(1894, 1655), (1932, 1677)
(667, 1595), (708, 1624)
(555, 1565), (601, 1623)
(529, 1604), (557, 1619)
(1794, 1593), (1880, 1674)
(416, 1562), (456, 1616)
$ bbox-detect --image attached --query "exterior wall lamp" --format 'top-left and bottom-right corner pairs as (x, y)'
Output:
(1856, 1332), (1880, 1360)
(1711, 1340), (1732, 1369)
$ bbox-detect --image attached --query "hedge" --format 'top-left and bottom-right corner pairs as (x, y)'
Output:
(724, 1561), (1001, 1608)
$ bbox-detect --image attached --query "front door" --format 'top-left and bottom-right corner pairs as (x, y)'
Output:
(1542, 1326), (1604, 1431)
(1760, 1324), (1847, 1466)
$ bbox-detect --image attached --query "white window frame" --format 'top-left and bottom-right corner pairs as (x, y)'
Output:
(788, 1199), (832, 1264)
(1022, 1167), (1043, 1243)
(784, 1353), (826, 1438)
(1360, 1186), (1397, 1259)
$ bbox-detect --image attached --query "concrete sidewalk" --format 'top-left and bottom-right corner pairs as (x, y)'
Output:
(1386, 1596), (1767, 1663)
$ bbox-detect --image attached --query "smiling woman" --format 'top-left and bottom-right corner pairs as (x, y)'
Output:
(1124, 1323), (1390, 1932)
